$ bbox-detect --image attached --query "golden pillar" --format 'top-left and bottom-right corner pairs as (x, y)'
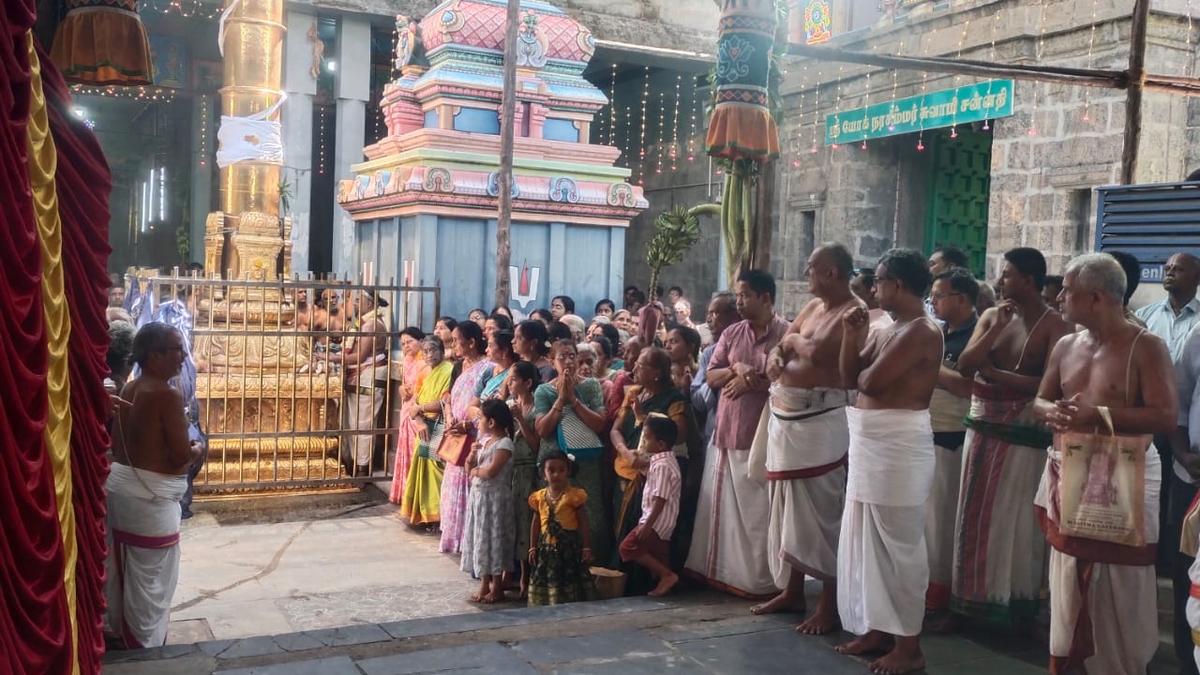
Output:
(194, 1), (343, 493)
(211, 0), (287, 279)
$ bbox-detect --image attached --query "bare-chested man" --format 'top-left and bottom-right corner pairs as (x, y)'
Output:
(835, 248), (942, 674)
(749, 244), (862, 635)
(952, 247), (1073, 627)
(106, 322), (202, 648)
(1032, 253), (1176, 673)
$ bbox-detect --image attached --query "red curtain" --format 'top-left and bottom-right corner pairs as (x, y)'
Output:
(0, 2), (75, 673)
(42, 39), (113, 675)
(1, 1), (112, 671)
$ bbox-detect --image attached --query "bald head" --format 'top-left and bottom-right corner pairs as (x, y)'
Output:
(814, 243), (854, 279)
(806, 243), (855, 298)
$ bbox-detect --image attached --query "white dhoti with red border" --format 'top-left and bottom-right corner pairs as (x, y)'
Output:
(104, 462), (187, 649)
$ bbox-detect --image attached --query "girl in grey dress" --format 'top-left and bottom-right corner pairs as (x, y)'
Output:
(507, 361), (543, 599)
(461, 399), (515, 603)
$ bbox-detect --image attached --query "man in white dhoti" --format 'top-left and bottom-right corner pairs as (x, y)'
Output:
(339, 290), (391, 476)
(749, 244), (862, 634)
(836, 248), (943, 675)
(685, 269), (789, 598)
(106, 322), (201, 648)
(1032, 253), (1177, 674)
(924, 269), (977, 627)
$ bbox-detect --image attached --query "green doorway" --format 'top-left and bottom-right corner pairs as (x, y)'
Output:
(923, 126), (992, 277)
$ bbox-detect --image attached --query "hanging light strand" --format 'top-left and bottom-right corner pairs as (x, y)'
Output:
(198, 94), (210, 167)
(655, 90), (667, 174)
(793, 61), (807, 166)
(809, 79), (821, 153)
(317, 105), (328, 175)
(1029, 0), (1048, 136)
(949, 18), (971, 139)
(70, 84), (178, 102)
(830, 63), (845, 149)
(686, 76), (699, 161)
(607, 62), (618, 146)
(636, 66), (650, 183)
(917, 70), (929, 151)
(887, 40), (904, 132)
(670, 74), (682, 171)
(860, 48), (872, 150)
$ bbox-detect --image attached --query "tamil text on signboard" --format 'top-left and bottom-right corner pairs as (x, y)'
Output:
(825, 79), (1015, 145)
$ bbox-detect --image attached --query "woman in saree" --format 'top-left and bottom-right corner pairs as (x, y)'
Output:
(534, 339), (613, 564)
(389, 327), (429, 504)
(514, 319), (556, 383)
(401, 338), (454, 526)
(608, 346), (690, 592)
(438, 321), (493, 554)
(476, 330), (517, 407)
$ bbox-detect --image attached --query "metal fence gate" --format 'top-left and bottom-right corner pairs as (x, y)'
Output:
(134, 273), (440, 492)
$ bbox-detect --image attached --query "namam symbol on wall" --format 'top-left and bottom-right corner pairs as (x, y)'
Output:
(509, 261), (541, 309)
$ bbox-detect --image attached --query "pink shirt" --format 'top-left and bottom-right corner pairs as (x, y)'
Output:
(710, 316), (790, 450)
(640, 451), (682, 540)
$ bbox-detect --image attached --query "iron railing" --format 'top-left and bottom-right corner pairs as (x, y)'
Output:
(132, 273), (440, 491)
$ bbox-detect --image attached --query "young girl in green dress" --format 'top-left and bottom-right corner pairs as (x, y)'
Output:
(527, 451), (597, 606)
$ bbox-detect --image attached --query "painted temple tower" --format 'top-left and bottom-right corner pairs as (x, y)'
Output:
(337, 0), (648, 320)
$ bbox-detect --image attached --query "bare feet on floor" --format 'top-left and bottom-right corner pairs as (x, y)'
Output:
(795, 608), (840, 635)
(868, 647), (925, 674)
(834, 631), (892, 656)
(648, 572), (679, 597)
(750, 591), (806, 615)
(480, 590), (502, 604)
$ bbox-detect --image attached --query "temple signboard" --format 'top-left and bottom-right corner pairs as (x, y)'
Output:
(824, 79), (1014, 145)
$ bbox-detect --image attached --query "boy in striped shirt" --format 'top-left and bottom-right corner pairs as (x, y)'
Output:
(619, 414), (683, 597)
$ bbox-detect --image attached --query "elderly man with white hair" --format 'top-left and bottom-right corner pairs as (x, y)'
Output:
(1033, 252), (1177, 674)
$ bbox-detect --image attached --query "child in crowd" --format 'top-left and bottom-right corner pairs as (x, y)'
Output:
(618, 414), (682, 597)
(527, 451), (597, 606)
(461, 399), (516, 603)
(506, 361), (542, 600)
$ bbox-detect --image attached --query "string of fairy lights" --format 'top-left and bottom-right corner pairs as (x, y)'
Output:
(590, 63), (713, 185)
(70, 84), (178, 103)
(141, 0), (221, 19)
(198, 94), (210, 167)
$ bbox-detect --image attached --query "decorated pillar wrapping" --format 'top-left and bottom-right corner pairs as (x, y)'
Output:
(50, 0), (154, 85)
(705, 0), (780, 162)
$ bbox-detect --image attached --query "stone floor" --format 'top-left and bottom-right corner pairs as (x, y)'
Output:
(99, 486), (1183, 674)
(168, 491), (481, 640)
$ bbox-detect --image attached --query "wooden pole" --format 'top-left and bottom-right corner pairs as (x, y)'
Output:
(1121, 0), (1152, 185)
(752, 159), (776, 272)
(787, 43), (1127, 90)
(494, 0), (521, 309)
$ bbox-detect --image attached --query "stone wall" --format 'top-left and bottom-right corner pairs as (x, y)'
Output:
(775, 0), (1200, 290)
